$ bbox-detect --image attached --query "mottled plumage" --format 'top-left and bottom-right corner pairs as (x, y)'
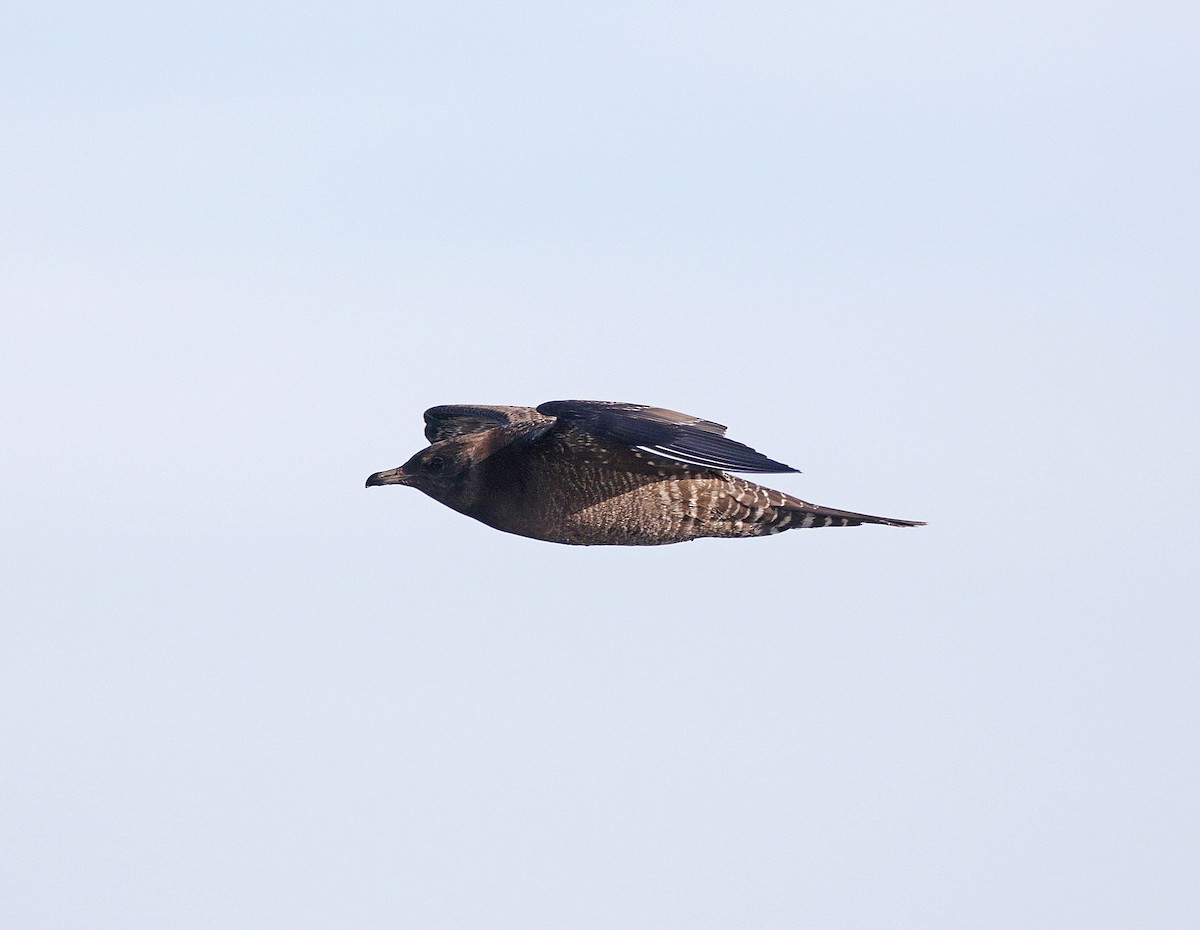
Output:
(366, 400), (924, 546)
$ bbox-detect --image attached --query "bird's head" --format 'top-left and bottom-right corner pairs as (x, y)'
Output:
(365, 440), (478, 511)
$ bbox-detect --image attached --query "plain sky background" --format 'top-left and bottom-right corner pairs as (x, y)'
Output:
(3, 2), (1198, 927)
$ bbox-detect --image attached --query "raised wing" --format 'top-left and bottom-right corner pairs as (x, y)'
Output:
(535, 400), (799, 473)
(423, 405), (548, 443)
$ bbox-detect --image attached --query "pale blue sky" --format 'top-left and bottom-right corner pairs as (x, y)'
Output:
(3, 2), (1198, 928)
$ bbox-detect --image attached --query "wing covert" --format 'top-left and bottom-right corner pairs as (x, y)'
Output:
(535, 400), (799, 473)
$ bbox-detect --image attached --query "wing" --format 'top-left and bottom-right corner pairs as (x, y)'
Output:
(535, 400), (799, 473)
(423, 405), (549, 443)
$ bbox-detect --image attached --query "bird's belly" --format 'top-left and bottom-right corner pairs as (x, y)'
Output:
(533, 479), (756, 546)
(467, 469), (774, 546)
(557, 486), (700, 545)
(552, 478), (794, 546)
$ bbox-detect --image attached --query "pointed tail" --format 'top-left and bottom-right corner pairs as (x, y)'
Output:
(782, 498), (925, 529)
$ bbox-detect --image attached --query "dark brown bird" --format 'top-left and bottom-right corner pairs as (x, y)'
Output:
(366, 400), (924, 546)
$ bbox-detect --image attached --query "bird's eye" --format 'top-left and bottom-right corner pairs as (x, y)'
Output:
(426, 455), (446, 473)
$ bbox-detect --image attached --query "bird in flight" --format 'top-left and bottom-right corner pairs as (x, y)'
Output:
(366, 400), (924, 546)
